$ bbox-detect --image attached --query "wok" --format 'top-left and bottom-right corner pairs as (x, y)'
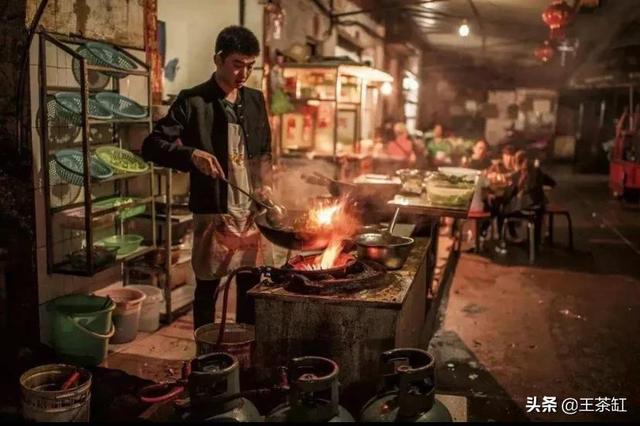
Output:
(254, 209), (331, 251)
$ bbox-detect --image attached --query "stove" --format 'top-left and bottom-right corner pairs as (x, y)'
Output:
(265, 253), (388, 295)
(249, 237), (434, 416)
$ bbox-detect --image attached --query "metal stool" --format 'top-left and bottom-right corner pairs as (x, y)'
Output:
(545, 204), (574, 250)
(497, 212), (537, 264)
(467, 210), (494, 252)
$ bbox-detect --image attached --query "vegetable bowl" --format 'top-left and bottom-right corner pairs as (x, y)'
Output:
(95, 146), (149, 174)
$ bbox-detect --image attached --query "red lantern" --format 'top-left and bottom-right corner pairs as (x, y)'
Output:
(542, 0), (574, 30)
(534, 41), (555, 63)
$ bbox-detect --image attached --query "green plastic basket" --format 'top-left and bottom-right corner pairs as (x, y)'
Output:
(72, 45), (112, 90)
(84, 42), (138, 78)
(93, 196), (146, 220)
(54, 92), (113, 125)
(95, 92), (147, 119)
(96, 234), (144, 256)
(95, 146), (149, 174)
(54, 149), (114, 186)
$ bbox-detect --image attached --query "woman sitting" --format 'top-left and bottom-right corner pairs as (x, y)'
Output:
(502, 150), (556, 246)
(467, 139), (492, 170)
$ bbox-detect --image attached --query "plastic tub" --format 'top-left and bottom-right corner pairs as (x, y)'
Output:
(126, 285), (164, 332)
(93, 287), (146, 344)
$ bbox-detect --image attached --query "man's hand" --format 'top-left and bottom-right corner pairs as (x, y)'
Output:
(254, 186), (274, 205)
(191, 149), (225, 179)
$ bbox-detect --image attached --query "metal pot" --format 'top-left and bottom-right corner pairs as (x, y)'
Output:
(354, 233), (415, 270)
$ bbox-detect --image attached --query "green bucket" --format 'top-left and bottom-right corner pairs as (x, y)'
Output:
(48, 294), (116, 366)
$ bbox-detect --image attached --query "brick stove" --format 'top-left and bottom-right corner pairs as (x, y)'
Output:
(248, 237), (434, 412)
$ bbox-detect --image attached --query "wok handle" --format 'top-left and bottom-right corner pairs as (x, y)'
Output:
(219, 177), (271, 210)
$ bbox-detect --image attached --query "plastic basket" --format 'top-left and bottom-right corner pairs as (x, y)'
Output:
(84, 42), (138, 78)
(96, 234), (144, 256)
(72, 45), (111, 90)
(36, 98), (81, 145)
(95, 92), (147, 119)
(54, 149), (114, 186)
(95, 146), (149, 174)
(54, 92), (113, 126)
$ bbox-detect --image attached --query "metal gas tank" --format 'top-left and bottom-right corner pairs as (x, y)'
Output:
(266, 356), (355, 423)
(360, 348), (452, 422)
(179, 352), (262, 422)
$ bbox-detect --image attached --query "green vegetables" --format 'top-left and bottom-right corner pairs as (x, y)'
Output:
(95, 146), (149, 174)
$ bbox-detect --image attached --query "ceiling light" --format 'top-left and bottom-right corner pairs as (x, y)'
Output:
(458, 20), (470, 37)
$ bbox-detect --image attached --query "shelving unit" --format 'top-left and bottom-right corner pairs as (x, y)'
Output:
(39, 31), (156, 276)
(279, 62), (393, 159)
(125, 167), (194, 324)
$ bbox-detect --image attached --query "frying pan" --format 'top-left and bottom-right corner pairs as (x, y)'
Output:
(254, 209), (331, 251)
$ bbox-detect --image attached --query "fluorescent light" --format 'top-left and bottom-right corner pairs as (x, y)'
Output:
(459, 20), (470, 37)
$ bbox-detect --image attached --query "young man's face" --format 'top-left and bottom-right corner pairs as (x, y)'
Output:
(215, 52), (257, 89)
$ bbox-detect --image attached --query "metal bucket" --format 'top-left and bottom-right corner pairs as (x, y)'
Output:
(20, 364), (92, 422)
(194, 323), (255, 371)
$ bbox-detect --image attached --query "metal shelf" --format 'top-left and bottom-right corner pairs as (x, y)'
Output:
(88, 117), (150, 125)
(52, 245), (155, 276)
(52, 195), (154, 218)
(95, 167), (153, 183)
(40, 30), (156, 277)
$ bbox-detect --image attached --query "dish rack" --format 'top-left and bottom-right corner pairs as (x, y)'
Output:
(38, 31), (156, 276)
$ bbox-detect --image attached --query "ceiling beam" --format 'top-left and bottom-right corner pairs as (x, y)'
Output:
(332, 0), (450, 19)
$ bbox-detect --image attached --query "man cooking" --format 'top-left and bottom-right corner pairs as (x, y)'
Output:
(142, 26), (273, 331)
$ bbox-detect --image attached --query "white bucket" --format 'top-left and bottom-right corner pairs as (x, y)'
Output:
(126, 285), (164, 332)
(93, 287), (146, 344)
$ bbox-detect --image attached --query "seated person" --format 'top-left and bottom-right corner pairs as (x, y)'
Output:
(424, 124), (452, 165)
(467, 139), (492, 170)
(502, 150), (556, 245)
(386, 122), (417, 167)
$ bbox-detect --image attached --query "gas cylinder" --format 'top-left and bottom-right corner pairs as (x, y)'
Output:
(266, 356), (355, 422)
(360, 348), (453, 422)
(178, 352), (262, 422)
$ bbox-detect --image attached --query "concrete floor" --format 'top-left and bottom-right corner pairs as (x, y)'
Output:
(430, 166), (640, 422)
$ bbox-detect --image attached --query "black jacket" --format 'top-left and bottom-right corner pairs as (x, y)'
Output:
(142, 75), (272, 214)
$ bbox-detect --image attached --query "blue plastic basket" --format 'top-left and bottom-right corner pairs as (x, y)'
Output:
(94, 92), (147, 119)
(84, 42), (138, 78)
(72, 45), (111, 90)
(54, 149), (114, 186)
(54, 92), (113, 125)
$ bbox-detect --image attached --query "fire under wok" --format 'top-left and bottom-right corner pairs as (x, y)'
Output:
(254, 209), (331, 251)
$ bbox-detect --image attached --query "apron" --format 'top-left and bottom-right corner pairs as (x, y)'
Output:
(191, 123), (272, 280)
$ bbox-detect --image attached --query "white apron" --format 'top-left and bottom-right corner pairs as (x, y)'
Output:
(191, 123), (271, 280)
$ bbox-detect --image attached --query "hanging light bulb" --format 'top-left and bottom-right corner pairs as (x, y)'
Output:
(458, 20), (470, 37)
(380, 82), (392, 96)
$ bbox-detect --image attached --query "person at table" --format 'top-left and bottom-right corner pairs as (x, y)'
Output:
(467, 139), (492, 170)
(502, 150), (556, 245)
(424, 123), (452, 165)
(386, 122), (417, 167)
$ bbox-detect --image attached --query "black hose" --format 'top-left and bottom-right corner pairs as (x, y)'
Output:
(15, 0), (50, 157)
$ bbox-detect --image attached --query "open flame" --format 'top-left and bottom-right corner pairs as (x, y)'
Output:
(302, 198), (360, 269)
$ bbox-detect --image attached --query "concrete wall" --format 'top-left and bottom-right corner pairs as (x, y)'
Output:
(26, 0), (146, 49)
(158, 0), (264, 97)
